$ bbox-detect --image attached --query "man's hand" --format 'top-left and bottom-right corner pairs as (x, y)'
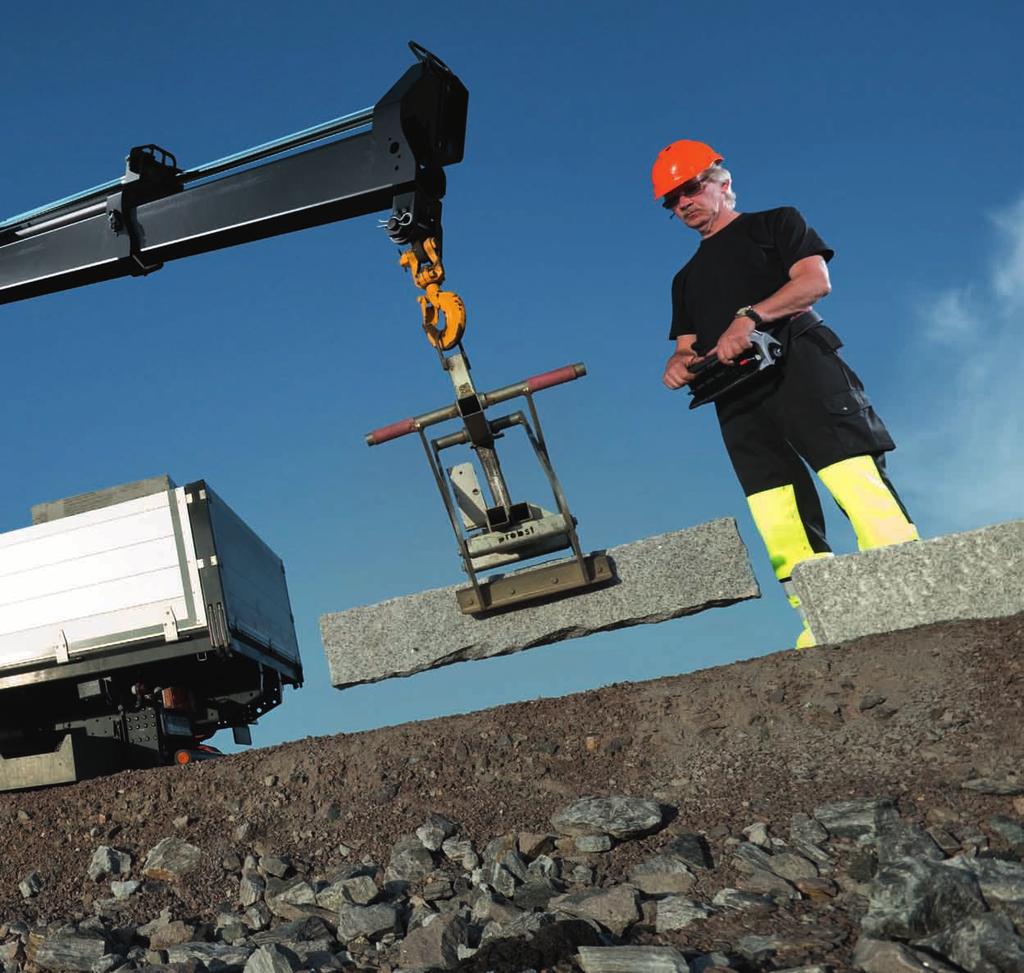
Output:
(710, 315), (756, 365)
(663, 350), (701, 389)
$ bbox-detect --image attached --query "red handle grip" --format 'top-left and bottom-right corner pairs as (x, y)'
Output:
(524, 362), (586, 393)
(366, 417), (416, 446)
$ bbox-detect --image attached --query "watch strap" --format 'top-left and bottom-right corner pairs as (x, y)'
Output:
(736, 305), (764, 327)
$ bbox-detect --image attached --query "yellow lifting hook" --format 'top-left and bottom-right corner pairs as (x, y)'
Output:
(399, 237), (466, 350)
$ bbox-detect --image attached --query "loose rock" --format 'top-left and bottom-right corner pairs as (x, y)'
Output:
(661, 831), (714, 870)
(654, 897), (713, 933)
(335, 903), (399, 943)
(109, 880), (140, 901)
(629, 856), (696, 895)
(813, 797), (900, 839)
(166, 942), (254, 968)
(989, 814), (1024, 847)
(240, 870), (267, 908)
(551, 885), (640, 936)
(575, 834), (613, 853)
(940, 853), (1024, 908)
(386, 834), (435, 882)
(576, 944), (690, 972)
(853, 937), (960, 972)
(962, 775), (1024, 796)
(551, 796), (666, 839)
(148, 920), (196, 949)
(86, 847), (131, 882)
(142, 837), (202, 882)
(264, 876), (320, 921)
(917, 913), (1024, 973)
(243, 943), (299, 973)
(398, 913), (467, 971)
(416, 813), (457, 852)
(711, 888), (777, 913)
(861, 856), (987, 938)
(18, 871), (43, 899)
(27, 927), (109, 972)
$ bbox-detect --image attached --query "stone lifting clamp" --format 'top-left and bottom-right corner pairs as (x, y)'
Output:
(367, 348), (615, 615)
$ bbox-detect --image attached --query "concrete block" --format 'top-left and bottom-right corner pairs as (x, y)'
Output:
(321, 518), (759, 689)
(791, 520), (1024, 645)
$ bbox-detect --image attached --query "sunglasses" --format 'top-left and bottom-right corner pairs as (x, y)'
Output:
(662, 175), (707, 209)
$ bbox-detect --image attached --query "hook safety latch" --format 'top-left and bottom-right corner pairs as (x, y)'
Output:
(399, 237), (466, 350)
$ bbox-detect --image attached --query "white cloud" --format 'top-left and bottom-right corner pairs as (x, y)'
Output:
(895, 195), (1024, 533)
(991, 196), (1024, 306)
(929, 287), (978, 346)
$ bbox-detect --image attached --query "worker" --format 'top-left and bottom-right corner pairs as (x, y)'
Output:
(653, 140), (919, 649)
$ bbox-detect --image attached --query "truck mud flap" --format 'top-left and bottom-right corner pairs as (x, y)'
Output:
(0, 733), (121, 792)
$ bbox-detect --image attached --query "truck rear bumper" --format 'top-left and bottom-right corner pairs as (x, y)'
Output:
(0, 733), (121, 792)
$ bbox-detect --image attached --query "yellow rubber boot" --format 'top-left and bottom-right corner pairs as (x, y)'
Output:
(817, 455), (920, 550)
(747, 485), (831, 650)
(784, 583), (817, 650)
(746, 484), (833, 582)
(795, 625), (817, 650)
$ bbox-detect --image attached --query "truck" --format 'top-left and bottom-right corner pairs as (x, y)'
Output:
(0, 476), (301, 791)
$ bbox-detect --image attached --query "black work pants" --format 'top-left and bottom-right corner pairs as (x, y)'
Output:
(714, 324), (901, 556)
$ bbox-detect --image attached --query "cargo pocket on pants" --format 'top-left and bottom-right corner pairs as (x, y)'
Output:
(824, 388), (896, 455)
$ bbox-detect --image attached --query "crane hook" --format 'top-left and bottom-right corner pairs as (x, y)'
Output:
(399, 237), (466, 350)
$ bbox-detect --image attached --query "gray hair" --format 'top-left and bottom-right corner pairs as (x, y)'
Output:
(701, 163), (736, 207)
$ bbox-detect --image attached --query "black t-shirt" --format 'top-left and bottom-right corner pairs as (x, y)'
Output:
(669, 207), (834, 352)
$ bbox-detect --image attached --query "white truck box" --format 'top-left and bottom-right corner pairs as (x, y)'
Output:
(0, 478), (299, 675)
(0, 476), (301, 790)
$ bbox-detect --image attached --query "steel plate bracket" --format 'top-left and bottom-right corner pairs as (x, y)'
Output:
(455, 553), (614, 615)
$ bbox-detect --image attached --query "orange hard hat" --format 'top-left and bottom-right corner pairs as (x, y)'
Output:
(651, 140), (723, 200)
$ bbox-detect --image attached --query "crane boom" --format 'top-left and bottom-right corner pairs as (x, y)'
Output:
(0, 42), (467, 305)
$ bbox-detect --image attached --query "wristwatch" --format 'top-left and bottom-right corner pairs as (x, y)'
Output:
(735, 306), (764, 327)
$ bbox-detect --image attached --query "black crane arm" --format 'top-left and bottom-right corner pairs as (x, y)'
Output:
(0, 43), (468, 306)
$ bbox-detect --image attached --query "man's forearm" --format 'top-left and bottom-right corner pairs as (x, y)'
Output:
(674, 334), (698, 357)
(751, 275), (830, 323)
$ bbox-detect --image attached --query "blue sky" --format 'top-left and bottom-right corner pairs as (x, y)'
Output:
(1, 1), (1021, 751)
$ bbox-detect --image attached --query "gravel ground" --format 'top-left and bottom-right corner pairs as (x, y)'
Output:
(1, 612), (1022, 962)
